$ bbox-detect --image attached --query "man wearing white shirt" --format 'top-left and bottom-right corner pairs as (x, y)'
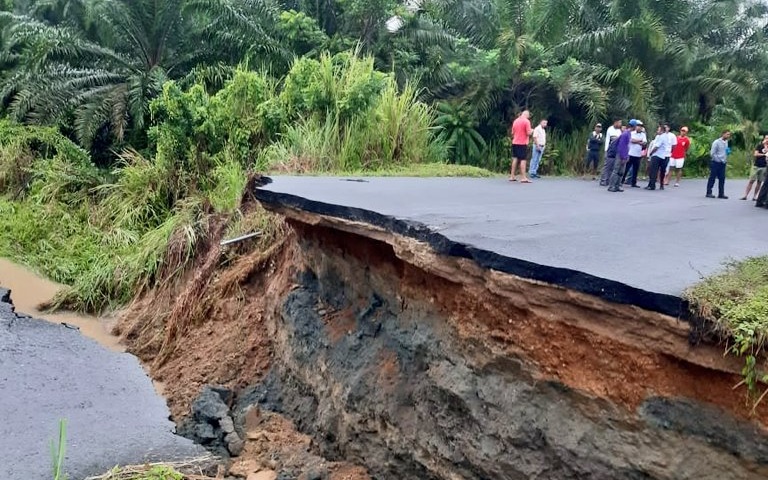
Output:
(646, 124), (673, 190)
(604, 119), (622, 152)
(624, 121), (646, 187)
(528, 119), (548, 179)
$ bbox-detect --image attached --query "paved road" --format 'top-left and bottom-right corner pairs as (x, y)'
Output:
(260, 176), (767, 299)
(0, 289), (204, 480)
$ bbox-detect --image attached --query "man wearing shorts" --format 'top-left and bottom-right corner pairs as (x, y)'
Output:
(510, 110), (533, 183)
(742, 136), (768, 201)
(665, 126), (690, 186)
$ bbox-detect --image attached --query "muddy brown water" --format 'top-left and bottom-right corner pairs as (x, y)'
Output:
(0, 257), (169, 394)
(0, 258), (124, 350)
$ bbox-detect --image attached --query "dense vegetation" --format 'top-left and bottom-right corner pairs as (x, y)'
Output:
(1, 0), (767, 171)
(1, 0), (768, 402)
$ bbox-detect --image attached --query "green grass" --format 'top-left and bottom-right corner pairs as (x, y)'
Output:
(51, 419), (67, 480)
(281, 162), (498, 177)
(685, 256), (768, 405)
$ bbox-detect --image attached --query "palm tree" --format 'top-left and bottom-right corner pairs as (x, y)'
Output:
(0, 0), (284, 149)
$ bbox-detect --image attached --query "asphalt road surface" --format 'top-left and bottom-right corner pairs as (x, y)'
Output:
(0, 289), (204, 480)
(261, 176), (767, 298)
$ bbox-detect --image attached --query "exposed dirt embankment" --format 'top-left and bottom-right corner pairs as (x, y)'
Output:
(117, 194), (768, 479)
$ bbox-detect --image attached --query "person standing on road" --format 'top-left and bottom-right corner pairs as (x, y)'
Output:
(623, 121), (646, 188)
(646, 124), (673, 190)
(600, 129), (623, 186)
(528, 119), (548, 179)
(510, 110), (533, 183)
(605, 119), (622, 152)
(608, 119), (635, 192)
(661, 123), (677, 186)
(706, 130), (731, 199)
(665, 126), (690, 187)
(584, 123), (603, 180)
(742, 136), (768, 201)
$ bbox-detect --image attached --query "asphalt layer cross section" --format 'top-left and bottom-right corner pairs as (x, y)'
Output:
(257, 176), (768, 317)
(0, 288), (204, 480)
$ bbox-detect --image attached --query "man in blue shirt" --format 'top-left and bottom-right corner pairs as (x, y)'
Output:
(706, 130), (731, 199)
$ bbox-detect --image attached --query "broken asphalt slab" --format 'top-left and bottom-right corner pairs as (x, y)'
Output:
(0, 288), (205, 480)
(255, 176), (767, 317)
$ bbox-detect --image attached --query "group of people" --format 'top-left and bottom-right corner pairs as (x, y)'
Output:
(508, 110), (768, 208)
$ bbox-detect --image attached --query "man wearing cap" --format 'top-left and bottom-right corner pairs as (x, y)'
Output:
(665, 126), (690, 186)
(607, 119), (635, 192)
(584, 123), (603, 180)
(624, 120), (646, 188)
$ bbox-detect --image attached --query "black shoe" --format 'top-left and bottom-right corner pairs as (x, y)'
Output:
(659, 185), (664, 190)
(644, 186), (655, 190)
(718, 195), (729, 199)
(608, 187), (619, 192)
(706, 194), (716, 198)
(631, 184), (640, 188)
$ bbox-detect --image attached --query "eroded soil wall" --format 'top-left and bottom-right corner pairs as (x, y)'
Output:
(226, 220), (768, 480)
(120, 204), (768, 480)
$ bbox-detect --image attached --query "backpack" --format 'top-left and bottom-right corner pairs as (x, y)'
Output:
(606, 136), (620, 158)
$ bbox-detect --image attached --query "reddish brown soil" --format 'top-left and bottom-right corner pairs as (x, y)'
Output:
(294, 220), (768, 426)
(117, 209), (767, 478)
(230, 407), (369, 480)
(116, 243), (281, 419)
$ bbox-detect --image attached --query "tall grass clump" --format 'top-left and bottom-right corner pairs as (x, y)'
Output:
(685, 256), (768, 408)
(543, 126), (592, 175)
(0, 120), (97, 200)
(261, 53), (445, 172)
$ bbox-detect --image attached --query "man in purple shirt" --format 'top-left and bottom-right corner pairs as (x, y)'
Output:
(607, 119), (637, 192)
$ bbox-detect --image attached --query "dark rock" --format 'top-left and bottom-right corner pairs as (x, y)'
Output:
(193, 386), (230, 422)
(225, 432), (245, 456)
(195, 423), (217, 442)
(219, 415), (235, 434)
(640, 397), (768, 463)
(210, 386), (234, 405)
(0, 287), (11, 304)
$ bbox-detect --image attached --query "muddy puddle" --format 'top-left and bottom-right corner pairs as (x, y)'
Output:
(0, 257), (170, 394)
(0, 257), (122, 351)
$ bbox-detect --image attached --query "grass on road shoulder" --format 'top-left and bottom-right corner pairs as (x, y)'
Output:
(684, 256), (768, 402)
(283, 162), (498, 178)
(685, 256), (768, 349)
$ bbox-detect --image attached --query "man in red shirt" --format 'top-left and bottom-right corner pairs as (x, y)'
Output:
(665, 126), (691, 187)
(510, 110), (533, 183)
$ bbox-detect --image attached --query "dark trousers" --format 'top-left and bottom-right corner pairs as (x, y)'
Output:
(706, 161), (726, 197)
(756, 180), (768, 208)
(622, 156), (641, 186)
(601, 156), (616, 184)
(608, 159), (627, 190)
(647, 156), (668, 189)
